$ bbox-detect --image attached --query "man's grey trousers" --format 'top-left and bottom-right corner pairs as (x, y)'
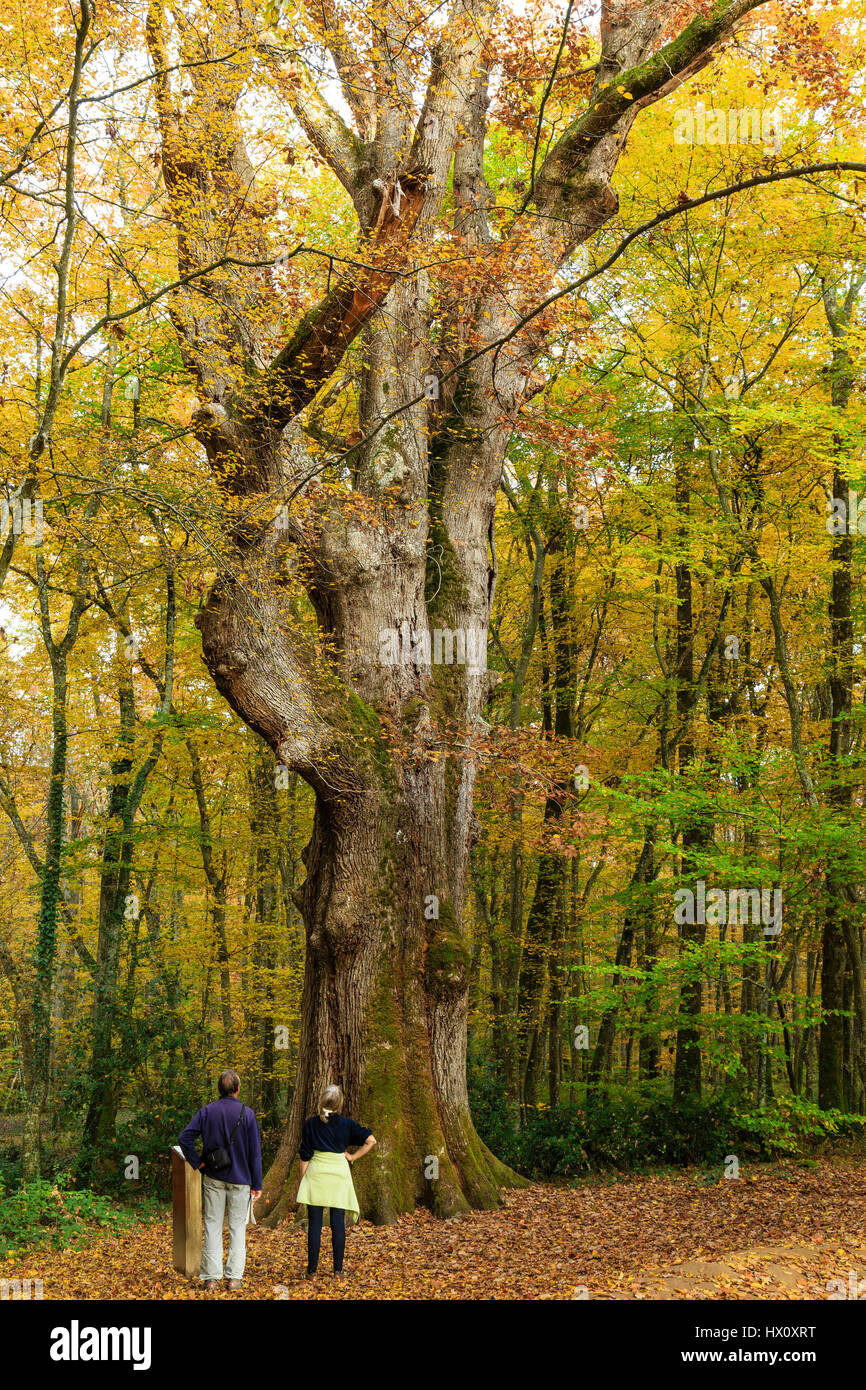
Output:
(200, 1175), (250, 1282)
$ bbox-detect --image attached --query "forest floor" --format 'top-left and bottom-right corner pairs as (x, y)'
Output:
(3, 1156), (864, 1300)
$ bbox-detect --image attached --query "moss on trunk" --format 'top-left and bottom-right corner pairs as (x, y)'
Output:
(258, 792), (525, 1226)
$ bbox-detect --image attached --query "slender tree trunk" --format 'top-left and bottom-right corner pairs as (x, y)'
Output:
(0, 930), (41, 1180)
(638, 909), (661, 1083)
(589, 826), (655, 1087)
(818, 274), (860, 1109)
(546, 868), (568, 1108)
(188, 741), (234, 1051)
(472, 847), (508, 1080)
(28, 628), (73, 1178)
(672, 435), (711, 1102)
(78, 578), (173, 1180)
(518, 488), (574, 1111)
(248, 740), (281, 1129)
(498, 482), (546, 1100)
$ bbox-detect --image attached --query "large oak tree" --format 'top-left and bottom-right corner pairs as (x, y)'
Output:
(146, 0), (771, 1221)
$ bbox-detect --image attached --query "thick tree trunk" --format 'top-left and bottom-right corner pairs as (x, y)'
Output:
(257, 764), (520, 1223)
(190, 390), (525, 1223)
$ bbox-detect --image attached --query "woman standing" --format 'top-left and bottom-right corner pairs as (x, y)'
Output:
(297, 1084), (377, 1279)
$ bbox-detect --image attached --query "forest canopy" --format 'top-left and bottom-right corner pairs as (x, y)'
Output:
(0, 0), (864, 1233)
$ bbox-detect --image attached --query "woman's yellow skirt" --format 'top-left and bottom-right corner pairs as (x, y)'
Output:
(296, 1150), (360, 1223)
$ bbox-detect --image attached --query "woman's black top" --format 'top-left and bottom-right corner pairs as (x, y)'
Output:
(299, 1114), (373, 1160)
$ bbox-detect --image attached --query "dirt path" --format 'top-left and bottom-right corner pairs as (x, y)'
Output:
(2, 1157), (863, 1300)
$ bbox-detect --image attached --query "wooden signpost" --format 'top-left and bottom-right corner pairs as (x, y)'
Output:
(171, 1146), (202, 1277)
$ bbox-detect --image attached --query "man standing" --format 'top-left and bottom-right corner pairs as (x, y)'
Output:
(179, 1069), (262, 1291)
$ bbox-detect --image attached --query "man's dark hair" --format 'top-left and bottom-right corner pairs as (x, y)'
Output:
(218, 1069), (241, 1097)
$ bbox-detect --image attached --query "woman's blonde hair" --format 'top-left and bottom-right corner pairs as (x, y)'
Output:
(318, 1084), (343, 1123)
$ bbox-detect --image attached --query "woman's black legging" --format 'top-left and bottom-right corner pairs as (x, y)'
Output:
(306, 1206), (346, 1275)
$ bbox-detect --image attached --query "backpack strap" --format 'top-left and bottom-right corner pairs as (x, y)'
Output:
(227, 1104), (245, 1150)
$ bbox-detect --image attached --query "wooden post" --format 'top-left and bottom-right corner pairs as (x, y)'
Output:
(171, 1146), (202, 1278)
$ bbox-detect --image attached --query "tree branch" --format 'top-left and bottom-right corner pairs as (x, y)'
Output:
(257, 32), (365, 204)
(531, 0), (769, 219)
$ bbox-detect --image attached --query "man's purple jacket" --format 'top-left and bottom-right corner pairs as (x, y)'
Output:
(179, 1095), (263, 1188)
